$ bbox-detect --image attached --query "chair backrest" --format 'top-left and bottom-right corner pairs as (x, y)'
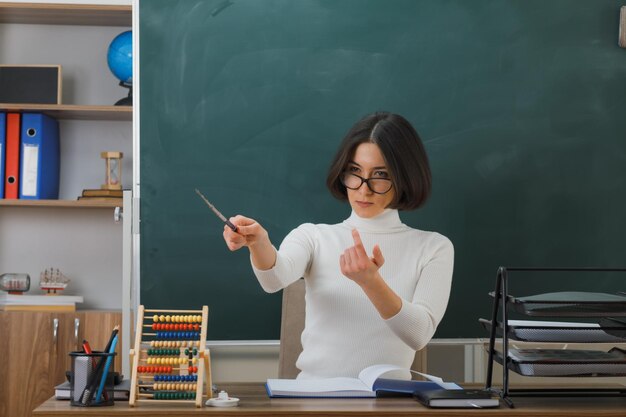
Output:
(278, 278), (307, 379)
(278, 278), (428, 379)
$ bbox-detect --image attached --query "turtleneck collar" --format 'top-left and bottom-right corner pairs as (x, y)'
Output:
(343, 209), (407, 233)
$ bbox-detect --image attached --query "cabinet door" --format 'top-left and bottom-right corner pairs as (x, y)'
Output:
(77, 311), (123, 373)
(0, 312), (9, 417)
(0, 311), (64, 417)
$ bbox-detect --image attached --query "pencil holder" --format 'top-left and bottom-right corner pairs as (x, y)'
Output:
(69, 351), (117, 407)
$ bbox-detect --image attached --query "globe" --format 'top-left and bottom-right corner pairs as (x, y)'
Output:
(107, 30), (132, 84)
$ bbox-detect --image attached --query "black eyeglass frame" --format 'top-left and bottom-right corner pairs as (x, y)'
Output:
(340, 172), (393, 195)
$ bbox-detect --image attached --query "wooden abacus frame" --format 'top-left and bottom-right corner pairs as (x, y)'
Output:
(129, 306), (212, 407)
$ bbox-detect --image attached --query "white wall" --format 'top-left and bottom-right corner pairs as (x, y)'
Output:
(0, 23), (130, 106)
(0, 207), (123, 309)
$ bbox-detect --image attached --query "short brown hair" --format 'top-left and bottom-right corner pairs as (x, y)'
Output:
(326, 112), (432, 211)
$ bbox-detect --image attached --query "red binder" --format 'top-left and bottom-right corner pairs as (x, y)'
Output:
(4, 113), (20, 199)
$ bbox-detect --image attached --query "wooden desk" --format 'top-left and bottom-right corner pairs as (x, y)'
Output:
(32, 382), (626, 416)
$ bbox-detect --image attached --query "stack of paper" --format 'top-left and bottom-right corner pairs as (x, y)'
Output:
(0, 293), (83, 311)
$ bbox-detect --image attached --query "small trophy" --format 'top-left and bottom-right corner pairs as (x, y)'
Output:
(101, 151), (123, 190)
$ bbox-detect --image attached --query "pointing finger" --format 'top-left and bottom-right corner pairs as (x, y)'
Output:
(351, 229), (367, 257)
(351, 228), (363, 246)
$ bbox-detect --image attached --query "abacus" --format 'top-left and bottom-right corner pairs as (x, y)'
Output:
(129, 306), (212, 407)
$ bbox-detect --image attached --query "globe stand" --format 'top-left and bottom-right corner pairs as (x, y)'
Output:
(115, 81), (132, 106)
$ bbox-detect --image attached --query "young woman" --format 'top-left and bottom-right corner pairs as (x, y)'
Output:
(223, 112), (454, 379)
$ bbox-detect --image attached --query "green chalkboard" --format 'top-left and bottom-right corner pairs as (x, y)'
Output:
(140, 0), (626, 340)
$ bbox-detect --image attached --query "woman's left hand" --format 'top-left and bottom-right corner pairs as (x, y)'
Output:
(340, 229), (385, 286)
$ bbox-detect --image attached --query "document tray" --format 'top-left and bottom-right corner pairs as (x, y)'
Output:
(478, 318), (626, 343)
(494, 291), (626, 317)
(494, 348), (626, 377)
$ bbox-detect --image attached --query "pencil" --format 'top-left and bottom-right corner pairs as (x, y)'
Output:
(80, 325), (119, 405)
(95, 335), (118, 403)
(82, 339), (109, 401)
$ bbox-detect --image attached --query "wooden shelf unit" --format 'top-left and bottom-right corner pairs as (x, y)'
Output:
(0, 2), (131, 26)
(0, 104), (132, 121)
(0, 199), (123, 208)
(0, 2), (133, 204)
(0, 3), (134, 414)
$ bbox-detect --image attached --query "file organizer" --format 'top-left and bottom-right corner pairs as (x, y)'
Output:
(482, 267), (626, 407)
(19, 113), (60, 199)
(0, 112), (5, 198)
(4, 113), (20, 199)
(129, 306), (212, 407)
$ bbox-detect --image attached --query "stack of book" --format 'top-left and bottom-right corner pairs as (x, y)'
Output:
(0, 293), (83, 311)
(55, 379), (131, 401)
(77, 188), (123, 202)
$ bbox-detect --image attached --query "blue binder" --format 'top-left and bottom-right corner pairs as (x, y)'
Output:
(19, 113), (60, 199)
(0, 112), (5, 198)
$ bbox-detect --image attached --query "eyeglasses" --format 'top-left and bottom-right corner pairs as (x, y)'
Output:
(340, 173), (393, 194)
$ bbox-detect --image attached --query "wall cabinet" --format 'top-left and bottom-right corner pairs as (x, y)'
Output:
(0, 310), (122, 417)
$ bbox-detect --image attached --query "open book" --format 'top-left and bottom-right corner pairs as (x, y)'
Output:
(266, 364), (461, 398)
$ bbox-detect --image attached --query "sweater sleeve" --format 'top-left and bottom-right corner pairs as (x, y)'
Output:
(251, 223), (316, 293)
(384, 234), (454, 350)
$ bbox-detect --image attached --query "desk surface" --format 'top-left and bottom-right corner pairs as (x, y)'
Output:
(32, 383), (626, 417)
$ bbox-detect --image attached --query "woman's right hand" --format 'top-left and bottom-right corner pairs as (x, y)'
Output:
(222, 215), (269, 251)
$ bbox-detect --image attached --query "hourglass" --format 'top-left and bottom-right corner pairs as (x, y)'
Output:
(101, 151), (123, 190)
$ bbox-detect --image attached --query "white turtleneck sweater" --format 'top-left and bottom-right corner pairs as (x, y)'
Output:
(252, 209), (454, 379)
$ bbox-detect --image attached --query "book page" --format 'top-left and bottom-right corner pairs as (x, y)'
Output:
(358, 364), (462, 390)
(413, 372), (462, 390)
(358, 364), (407, 389)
